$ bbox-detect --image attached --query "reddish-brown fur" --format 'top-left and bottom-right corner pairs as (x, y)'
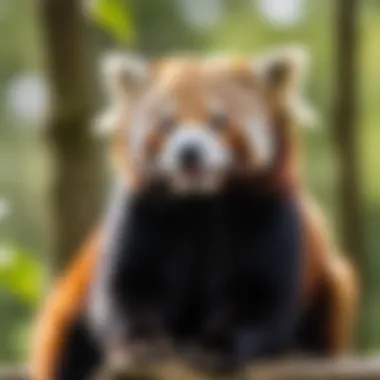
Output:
(31, 229), (102, 380)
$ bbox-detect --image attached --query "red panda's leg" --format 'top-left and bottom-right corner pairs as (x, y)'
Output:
(31, 231), (102, 380)
(298, 195), (358, 356)
(325, 256), (359, 355)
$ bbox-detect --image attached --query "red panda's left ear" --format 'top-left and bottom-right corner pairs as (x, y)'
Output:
(255, 46), (317, 127)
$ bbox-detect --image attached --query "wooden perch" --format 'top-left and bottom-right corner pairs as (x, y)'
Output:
(3, 357), (380, 380)
(94, 356), (380, 380)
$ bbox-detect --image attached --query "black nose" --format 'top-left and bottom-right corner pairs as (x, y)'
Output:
(179, 145), (202, 170)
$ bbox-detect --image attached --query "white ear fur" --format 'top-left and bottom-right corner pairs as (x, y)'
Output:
(92, 107), (119, 138)
(255, 46), (317, 128)
(255, 45), (309, 91)
(94, 52), (149, 138)
(100, 51), (149, 99)
(287, 96), (319, 128)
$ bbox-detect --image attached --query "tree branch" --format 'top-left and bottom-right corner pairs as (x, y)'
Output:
(4, 357), (380, 380)
(38, 0), (106, 274)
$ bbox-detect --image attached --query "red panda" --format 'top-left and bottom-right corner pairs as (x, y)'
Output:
(30, 48), (358, 380)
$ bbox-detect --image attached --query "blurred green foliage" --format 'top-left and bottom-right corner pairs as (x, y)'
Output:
(1, 0), (380, 363)
(0, 243), (43, 360)
(0, 243), (43, 306)
(91, 0), (136, 44)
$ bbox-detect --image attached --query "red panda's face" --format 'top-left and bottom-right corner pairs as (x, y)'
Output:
(100, 49), (314, 194)
(127, 62), (276, 194)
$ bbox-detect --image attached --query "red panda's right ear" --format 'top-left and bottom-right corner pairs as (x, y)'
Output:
(254, 46), (318, 128)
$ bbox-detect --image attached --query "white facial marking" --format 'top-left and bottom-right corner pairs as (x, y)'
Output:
(130, 97), (178, 170)
(159, 125), (230, 172)
(245, 113), (275, 168)
(158, 124), (232, 193)
(129, 106), (150, 164)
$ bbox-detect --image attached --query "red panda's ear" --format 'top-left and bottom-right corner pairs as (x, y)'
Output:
(94, 52), (150, 137)
(101, 52), (150, 101)
(256, 46), (308, 93)
(255, 46), (317, 127)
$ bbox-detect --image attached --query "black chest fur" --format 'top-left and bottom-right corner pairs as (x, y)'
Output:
(109, 187), (302, 346)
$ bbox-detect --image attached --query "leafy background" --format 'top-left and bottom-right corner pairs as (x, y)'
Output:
(1, 0), (380, 363)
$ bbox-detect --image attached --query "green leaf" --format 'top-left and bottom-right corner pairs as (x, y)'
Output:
(0, 244), (43, 306)
(90, 0), (135, 44)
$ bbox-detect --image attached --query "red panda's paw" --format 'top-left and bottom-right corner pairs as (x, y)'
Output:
(107, 343), (136, 373)
(184, 346), (243, 376)
(107, 336), (174, 373)
(195, 339), (237, 374)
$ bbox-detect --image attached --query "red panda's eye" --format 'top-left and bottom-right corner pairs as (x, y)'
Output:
(158, 117), (176, 134)
(211, 113), (229, 133)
